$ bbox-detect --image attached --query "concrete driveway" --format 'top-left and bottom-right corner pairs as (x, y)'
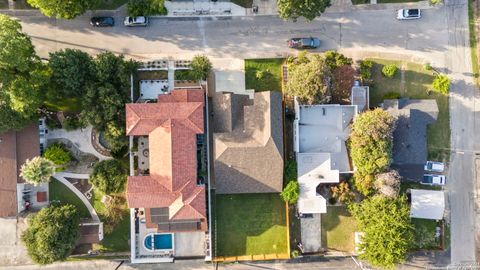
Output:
(0, 218), (31, 266)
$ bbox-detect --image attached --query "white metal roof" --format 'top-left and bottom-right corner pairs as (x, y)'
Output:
(410, 189), (445, 220)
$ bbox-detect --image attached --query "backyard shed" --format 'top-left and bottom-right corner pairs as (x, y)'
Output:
(410, 189), (445, 220)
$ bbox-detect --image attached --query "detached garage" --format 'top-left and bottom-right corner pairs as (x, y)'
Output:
(410, 189), (445, 220)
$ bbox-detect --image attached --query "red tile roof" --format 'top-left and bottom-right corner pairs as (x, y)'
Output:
(125, 88), (206, 228)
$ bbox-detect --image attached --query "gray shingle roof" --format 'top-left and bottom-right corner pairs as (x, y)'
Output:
(212, 91), (284, 194)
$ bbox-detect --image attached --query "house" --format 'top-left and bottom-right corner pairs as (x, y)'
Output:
(383, 98), (439, 181)
(212, 91), (284, 194)
(410, 189), (445, 220)
(0, 122), (49, 219)
(125, 88), (207, 263)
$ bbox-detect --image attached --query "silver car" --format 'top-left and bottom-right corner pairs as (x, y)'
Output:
(124, 16), (149, 27)
(397, 9), (421, 20)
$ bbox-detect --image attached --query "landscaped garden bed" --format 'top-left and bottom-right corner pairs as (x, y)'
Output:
(368, 58), (450, 162)
(245, 58), (284, 92)
(215, 193), (289, 259)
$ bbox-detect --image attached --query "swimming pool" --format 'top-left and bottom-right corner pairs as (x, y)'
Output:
(143, 233), (173, 251)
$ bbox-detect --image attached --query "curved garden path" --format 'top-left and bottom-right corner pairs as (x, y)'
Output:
(52, 172), (100, 223)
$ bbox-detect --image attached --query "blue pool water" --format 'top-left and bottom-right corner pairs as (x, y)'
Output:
(144, 234), (173, 250)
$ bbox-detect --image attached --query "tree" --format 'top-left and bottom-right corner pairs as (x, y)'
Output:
(324, 50), (352, 70)
(348, 195), (414, 269)
(359, 60), (373, 83)
(0, 15), (47, 132)
(127, 0), (167, 16)
(332, 65), (356, 104)
(26, 0), (97, 19)
(331, 181), (355, 203)
(20, 157), (56, 185)
(43, 143), (71, 168)
(190, 55), (212, 80)
(21, 204), (80, 264)
(47, 49), (94, 99)
(280, 181), (300, 204)
(89, 159), (128, 194)
(285, 53), (332, 104)
(432, 74), (450, 94)
(277, 0), (330, 21)
(374, 170), (401, 198)
(350, 108), (395, 176)
(382, 64), (398, 78)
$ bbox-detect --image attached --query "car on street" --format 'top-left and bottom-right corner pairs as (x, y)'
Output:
(424, 161), (445, 172)
(397, 9), (421, 20)
(90, 17), (114, 27)
(287, 37), (320, 49)
(421, 174), (446, 186)
(124, 16), (149, 27)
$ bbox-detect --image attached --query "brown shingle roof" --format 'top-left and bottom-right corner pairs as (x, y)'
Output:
(213, 91), (284, 194)
(125, 89), (206, 230)
(0, 124), (39, 218)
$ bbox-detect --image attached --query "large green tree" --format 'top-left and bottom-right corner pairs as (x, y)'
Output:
(0, 15), (47, 132)
(27, 0), (97, 19)
(190, 55), (212, 80)
(89, 159), (128, 194)
(20, 157), (56, 185)
(349, 195), (414, 269)
(277, 0), (330, 21)
(47, 49), (94, 99)
(21, 204), (80, 264)
(285, 53), (332, 104)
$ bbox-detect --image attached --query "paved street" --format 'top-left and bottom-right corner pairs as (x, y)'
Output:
(3, 0), (479, 267)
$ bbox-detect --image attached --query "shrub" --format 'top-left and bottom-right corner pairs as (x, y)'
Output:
(331, 181), (355, 203)
(353, 173), (376, 196)
(291, 250), (300, 258)
(255, 69), (272, 80)
(20, 157), (56, 185)
(190, 55), (212, 80)
(89, 159), (128, 194)
(382, 64), (398, 78)
(383, 91), (401, 100)
(424, 63), (432, 71)
(280, 181), (300, 204)
(328, 197), (337, 205)
(323, 50), (352, 70)
(21, 204), (80, 264)
(359, 60), (373, 82)
(43, 143), (71, 169)
(432, 74), (450, 94)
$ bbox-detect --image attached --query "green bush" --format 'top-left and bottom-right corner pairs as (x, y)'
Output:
(127, 0), (167, 17)
(382, 64), (398, 78)
(359, 60), (373, 82)
(324, 50), (352, 70)
(280, 181), (299, 204)
(43, 143), (71, 168)
(62, 116), (85, 131)
(383, 91), (401, 100)
(89, 159), (128, 194)
(432, 74), (450, 94)
(190, 55), (212, 80)
(424, 63), (432, 71)
(284, 160), (297, 184)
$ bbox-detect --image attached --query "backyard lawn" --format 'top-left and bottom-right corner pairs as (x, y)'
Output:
(245, 58), (284, 92)
(321, 205), (357, 252)
(49, 178), (91, 219)
(215, 193), (289, 258)
(368, 58), (450, 162)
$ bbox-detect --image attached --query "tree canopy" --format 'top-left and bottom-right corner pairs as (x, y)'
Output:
(48, 49), (94, 99)
(190, 55), (212, 80)
(285, 53), (332, 104)
(432, 74), (450, 94)
(20, 157), (56, 185)
(0, 15), (47, 132)
(27, 0), (97, 19)
(21, 204), (80, 265)
(277, 0), (330, 21)
(89, 159), (128, 194)
(280, 181), (300, 204)
(349, 195), (414, 269)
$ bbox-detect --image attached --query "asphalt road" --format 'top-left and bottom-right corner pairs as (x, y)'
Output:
(5, 1), (479, 267)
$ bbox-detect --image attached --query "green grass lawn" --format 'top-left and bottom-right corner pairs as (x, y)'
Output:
(174, 69), (197, 81)
(94, 0), (128, 9)
(411, 218), (439, 250)
(399, 181), (442, 194)
(49, 178), (91, 219)
(468, 0), (480, 83)
(321, 205), (357, 252)
(91, 189), (130, 252)
(215, 193), (289, 257)
(245, 58), (284, 92)
(368, 58), (450, 162)
(44, 97), (82, 112)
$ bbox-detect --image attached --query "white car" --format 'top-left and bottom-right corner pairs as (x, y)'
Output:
(424, 161), (445, 172)
(124, 16), (149, 27)
(397, 9), (421, 20)
(421, 174), (446, 186)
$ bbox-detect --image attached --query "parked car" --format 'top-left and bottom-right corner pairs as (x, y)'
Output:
(124, 16), (149, 27)
(90, 17), (114, 27)
(421, 174), (446, 186)
(424, 161), (445, 172)
(287, 37), (320, 49)
(397, 9), (421, 20)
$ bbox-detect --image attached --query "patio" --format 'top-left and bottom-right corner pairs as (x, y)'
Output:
(139, 80), (169, 100)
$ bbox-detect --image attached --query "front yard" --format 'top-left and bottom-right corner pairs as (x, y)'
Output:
(245, 58), (284, 92)
(321, 205), (357, 252)
(49, 178), (91, 219)
(215, 193), (289, 259)
(368, 59), (450, 162)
